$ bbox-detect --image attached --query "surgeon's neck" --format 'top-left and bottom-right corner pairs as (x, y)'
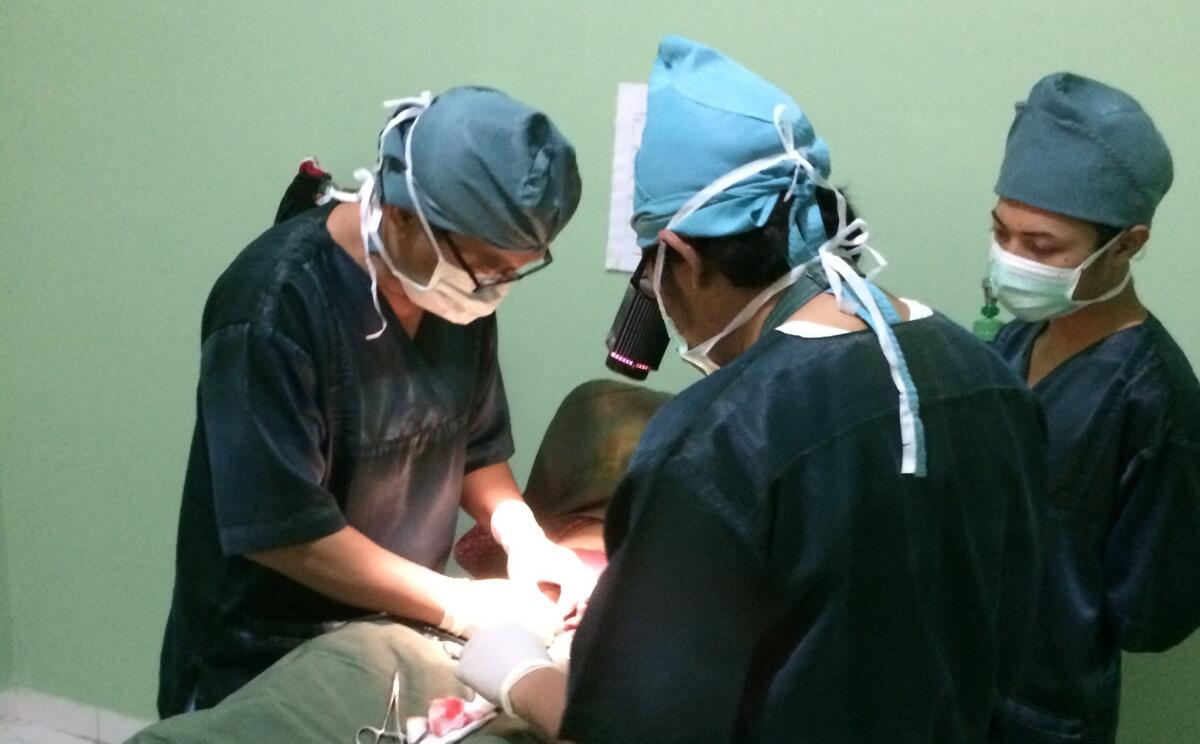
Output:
(748, 284), (908, 338)
(716, 285), (907, 364)
(1030, 283), (1147, 384)
(326, 202), (425, 339)
(711, 296), (780, 364)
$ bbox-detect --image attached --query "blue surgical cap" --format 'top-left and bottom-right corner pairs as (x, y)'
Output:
(632, 36), (831, 265)
(995, 72), (1173, 227)
(380, 86), (582, 251)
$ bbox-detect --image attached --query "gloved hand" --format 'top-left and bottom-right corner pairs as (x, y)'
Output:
(456, 620), (557, 716)
(491, 501), (598, 610)
(436, 578), (563, 643)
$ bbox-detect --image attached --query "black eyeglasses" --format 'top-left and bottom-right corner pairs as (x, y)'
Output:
(442, 232), (554, 291)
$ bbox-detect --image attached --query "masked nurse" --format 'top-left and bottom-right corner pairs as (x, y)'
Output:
(986, 73), (1200, 744)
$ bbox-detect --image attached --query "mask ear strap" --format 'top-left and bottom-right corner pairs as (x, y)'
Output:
(326, 92), (445, 342)
(1066, 229), (1129, 299)
(396, 96), (452, 290)
(651, 241), (683, 355)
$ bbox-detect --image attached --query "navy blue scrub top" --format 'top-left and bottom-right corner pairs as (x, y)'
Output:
(991, 317), (1200, 744)
(561, 313), (1047, 744)
(158, 204), (514, 716)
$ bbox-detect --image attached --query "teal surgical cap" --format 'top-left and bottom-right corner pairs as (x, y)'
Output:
(632, 36), (831, 265)
(995, 72), (1173, 227)
(380, 86), (581, 251)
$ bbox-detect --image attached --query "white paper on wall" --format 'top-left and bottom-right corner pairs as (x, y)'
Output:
(605, 82), (648, 273)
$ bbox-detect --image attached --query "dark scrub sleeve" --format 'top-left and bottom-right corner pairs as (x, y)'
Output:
(562, 468), (774, 743)
(463, 316), (515, 474)
(200, 322), (345, 556)
(1105, 429), (1200, 652)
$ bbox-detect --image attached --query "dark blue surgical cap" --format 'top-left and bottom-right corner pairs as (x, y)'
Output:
(380, 86), (581, 251)
(996, 72), (1173, 227)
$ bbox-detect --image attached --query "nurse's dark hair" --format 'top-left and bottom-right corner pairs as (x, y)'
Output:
(661, 186), (857, 289)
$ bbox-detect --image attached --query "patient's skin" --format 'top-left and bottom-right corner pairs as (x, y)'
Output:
(553, 522), (605, 553)
(536, 522), (605, 611)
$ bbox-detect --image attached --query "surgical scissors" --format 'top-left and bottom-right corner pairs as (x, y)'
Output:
(355, 672), (427, 744)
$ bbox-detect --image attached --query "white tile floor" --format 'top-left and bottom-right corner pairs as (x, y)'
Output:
(0, 690), (149, 744)
(0, 723), (96, 744)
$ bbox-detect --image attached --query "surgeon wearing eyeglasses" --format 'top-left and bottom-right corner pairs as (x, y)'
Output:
(157, 87), (592, 717)
(984, 74), (1200, 744)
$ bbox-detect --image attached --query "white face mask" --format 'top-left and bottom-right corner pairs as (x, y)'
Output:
(988, 231), (1130, 322)
(359, 181), (510, 327)
(651, 240), (813, 375)
(327, 93), (511, 338)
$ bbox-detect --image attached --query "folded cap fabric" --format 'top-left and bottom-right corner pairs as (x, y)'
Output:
(632, 35), (830, 262)
(995, 72), (1173, 227)
(380, 86), (581, 251)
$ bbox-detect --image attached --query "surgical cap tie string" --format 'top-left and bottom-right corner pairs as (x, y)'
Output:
(668, 104), (925, 475)
(321, 169), (390, 340)
(773, 104), (926, 476)
(321, 93), (438, 341)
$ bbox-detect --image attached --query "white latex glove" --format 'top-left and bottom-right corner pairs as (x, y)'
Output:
(456, 620), (556, 716)
(436, 578), (563, 643)
(509, 538), (598, 608)
(491, 501), (598, 610)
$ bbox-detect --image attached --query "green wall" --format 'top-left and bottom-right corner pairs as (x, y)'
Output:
(0, 480), (12, 685)
(2, 1), (1197, 737)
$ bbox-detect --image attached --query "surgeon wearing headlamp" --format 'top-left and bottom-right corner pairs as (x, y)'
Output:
(985, 73), (1200, 744)
(455, 37), (1047, 743)
(157, 87), (592, 717)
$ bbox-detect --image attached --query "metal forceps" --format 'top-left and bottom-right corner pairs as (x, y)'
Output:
(355, 672), (427, 744)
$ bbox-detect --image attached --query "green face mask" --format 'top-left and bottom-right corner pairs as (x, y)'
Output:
(987, 232), (1129, 322)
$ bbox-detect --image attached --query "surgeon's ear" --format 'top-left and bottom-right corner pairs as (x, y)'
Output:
(657, 229), (704, 291)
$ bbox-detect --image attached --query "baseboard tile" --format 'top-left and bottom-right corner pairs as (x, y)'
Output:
(0, 688), (150, 742)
